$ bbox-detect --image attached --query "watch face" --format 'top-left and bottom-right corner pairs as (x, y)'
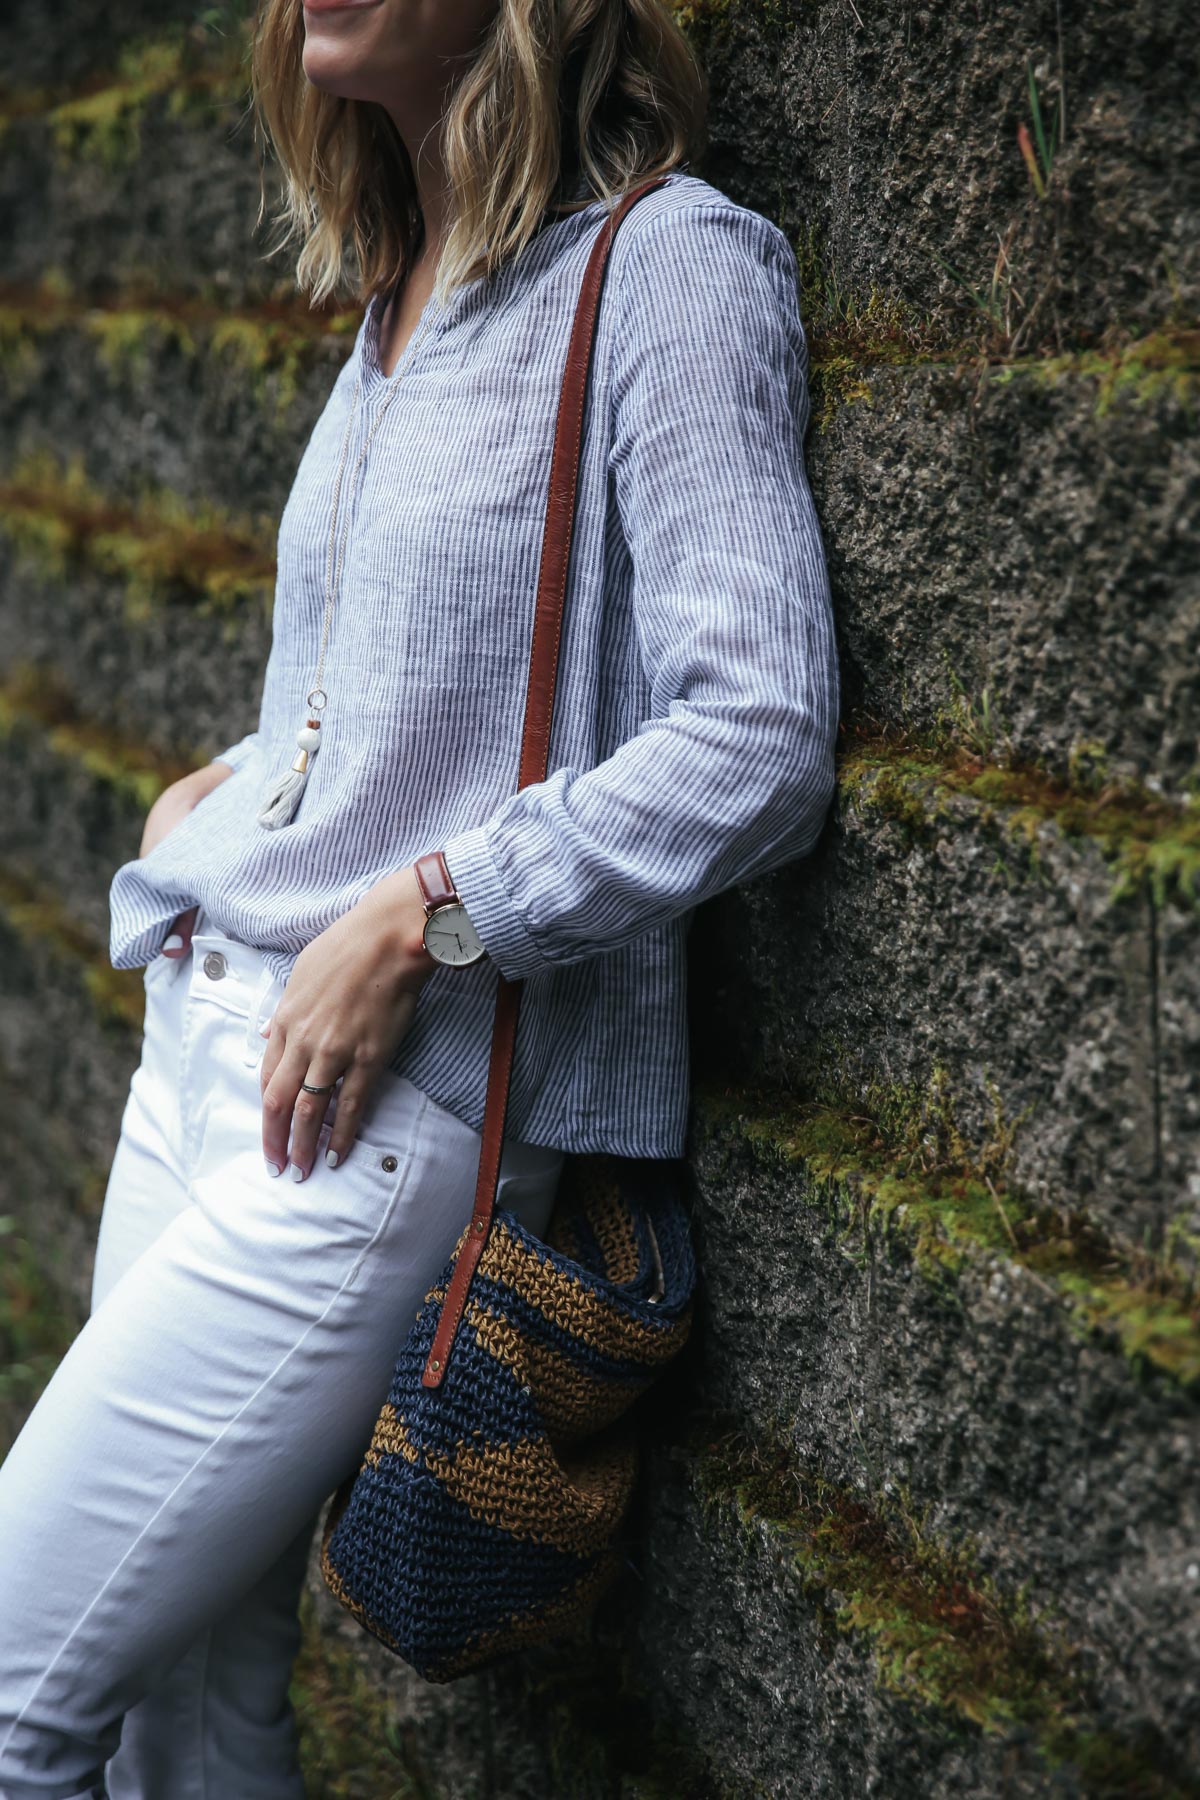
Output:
(423, 902), (486, 968)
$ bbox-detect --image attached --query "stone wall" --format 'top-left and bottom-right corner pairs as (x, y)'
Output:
(1, 2), (1196, 1794)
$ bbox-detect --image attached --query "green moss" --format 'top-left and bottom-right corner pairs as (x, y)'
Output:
(690, 1423), (1200, 1797)
(290, 1589), (436, 1800)
(667, 0), (815, 78)
(0, 864), (144, 1032)
(0, 20), (253, 167)
(696, 1063), (1200, 1389)
(0, 449), (277, 622)
(838, 715), (1200, 911)
(790, 279), (1199, 429)
(992, 325), (1200, 417)
(668, 0), (732, 23)
(782, 219), (952, 432)
(0, 662), (196, 812)
(0, 279), (359, 422)
(0, 273), (359, 394)
(695, 1425), (1065, 1730)
(207, 315), (328, 420)
(780, 237), (1196, 435)
(85, 308), (199, 383)
(812, 321), (1200, 432)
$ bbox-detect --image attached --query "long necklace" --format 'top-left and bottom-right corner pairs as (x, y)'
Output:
(257, 289), (442, 830)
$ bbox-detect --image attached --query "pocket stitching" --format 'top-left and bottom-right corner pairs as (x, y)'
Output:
(340, 1085), (431, 1193)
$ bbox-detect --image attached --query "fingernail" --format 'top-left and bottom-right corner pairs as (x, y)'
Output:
(291, 1163), (305, 1182)
(162, 934), (184, 952)
(265, 1159), (281, 1178)
(325, 1148), (340, 1169)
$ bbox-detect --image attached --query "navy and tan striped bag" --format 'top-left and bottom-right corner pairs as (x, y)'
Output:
(321, 1152), (695, 1680)
(320, 177), (698, 1682)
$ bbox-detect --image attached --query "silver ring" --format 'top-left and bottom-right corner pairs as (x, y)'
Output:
(300, 1080), (337, 1095)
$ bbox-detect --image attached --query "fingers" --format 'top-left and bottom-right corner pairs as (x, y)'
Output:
(260, 1046), (384, 1182)
(323, 1067), (381, 1171)
(161, 904), (199, 959)
(259, 1019), (353, 1181)
(260, 1034), (310, 1178)
(260, 1044), (338, 1180)
(260, 1022), (294, 1176)
(257, 991), (420, 1181)
(283, 1062), (341, 1182)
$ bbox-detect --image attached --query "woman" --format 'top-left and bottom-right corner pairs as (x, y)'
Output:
(0, 0), (839, 1792)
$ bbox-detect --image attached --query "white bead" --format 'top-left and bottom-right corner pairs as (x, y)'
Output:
(296, 726), (321, 751)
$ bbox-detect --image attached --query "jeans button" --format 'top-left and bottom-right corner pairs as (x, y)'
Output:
(203, 951), (228, 980)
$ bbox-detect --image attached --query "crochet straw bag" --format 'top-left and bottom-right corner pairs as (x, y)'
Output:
(320, 175), (697, 1682)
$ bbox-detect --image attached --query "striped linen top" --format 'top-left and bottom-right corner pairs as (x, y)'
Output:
(107, 168), (840, 1157)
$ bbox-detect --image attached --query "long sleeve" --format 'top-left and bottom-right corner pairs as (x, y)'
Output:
(210, 731), (260, 774)
(439, 198), (841, 982)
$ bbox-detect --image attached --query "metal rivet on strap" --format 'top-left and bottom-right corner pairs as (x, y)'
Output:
(203, 951), (227, 980)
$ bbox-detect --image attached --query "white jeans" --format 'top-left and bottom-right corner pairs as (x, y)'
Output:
(0, 911), (563, 1799)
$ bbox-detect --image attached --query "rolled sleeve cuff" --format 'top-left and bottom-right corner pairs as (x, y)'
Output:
(211, 733), (259, 775)
(441, 824), (550, 983)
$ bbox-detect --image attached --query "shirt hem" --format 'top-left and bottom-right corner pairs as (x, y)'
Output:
(386, 1054), (689, 1160)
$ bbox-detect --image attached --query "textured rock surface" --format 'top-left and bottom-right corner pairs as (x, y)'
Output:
(2, 2), (1197, 1795)
(691, 791), (1198, 1243)
(811, 366), (1200, 795)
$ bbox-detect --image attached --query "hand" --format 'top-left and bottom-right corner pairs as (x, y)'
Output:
(258, 866), (437, 1181)
(141, 763), (234, 959)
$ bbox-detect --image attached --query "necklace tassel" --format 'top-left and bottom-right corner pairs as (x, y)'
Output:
(257, 724), (321, 830)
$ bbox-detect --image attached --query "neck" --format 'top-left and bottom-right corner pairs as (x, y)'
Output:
(382, 93), (453, 262)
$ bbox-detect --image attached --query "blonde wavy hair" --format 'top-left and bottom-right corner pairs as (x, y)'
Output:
(250, 0), (708, 310)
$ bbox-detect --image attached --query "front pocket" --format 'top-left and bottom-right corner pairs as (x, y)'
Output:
(143, 949), (184, 991)
(271, 1091), (428, 1252)
(327, 1071), (431, 1164)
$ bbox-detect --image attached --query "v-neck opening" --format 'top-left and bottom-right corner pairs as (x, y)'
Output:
(358, 183), (654, 394)
(362, 277), (454, 395)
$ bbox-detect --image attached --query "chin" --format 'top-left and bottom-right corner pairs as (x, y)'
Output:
(301, 19), (389, 101)
(301, 47), (375, 101)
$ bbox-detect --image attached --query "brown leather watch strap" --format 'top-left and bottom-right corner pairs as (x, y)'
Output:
(414, 849), (457, 916)
(422, 172), (669, 1390)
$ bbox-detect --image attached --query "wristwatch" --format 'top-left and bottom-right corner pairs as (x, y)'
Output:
(413, 850), (487, 968)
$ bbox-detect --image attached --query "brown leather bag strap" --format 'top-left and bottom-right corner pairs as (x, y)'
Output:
(421, 173), (669, 1389)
